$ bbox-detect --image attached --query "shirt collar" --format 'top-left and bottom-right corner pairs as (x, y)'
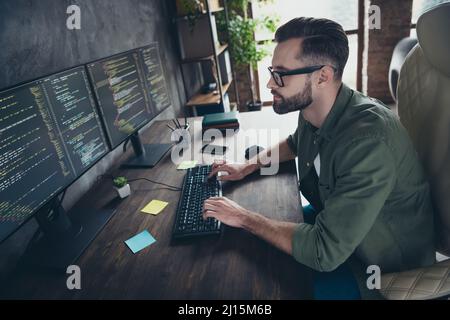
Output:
(305, 83), (353, 141)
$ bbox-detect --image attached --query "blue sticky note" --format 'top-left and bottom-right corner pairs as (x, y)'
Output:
(124, 230), (156, 254)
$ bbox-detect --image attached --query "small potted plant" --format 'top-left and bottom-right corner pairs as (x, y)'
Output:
(113, 176), (131, 199)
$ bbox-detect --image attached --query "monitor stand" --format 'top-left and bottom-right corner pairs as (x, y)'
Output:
(21, 195), (116, 272)
(121, 132), (173, 168)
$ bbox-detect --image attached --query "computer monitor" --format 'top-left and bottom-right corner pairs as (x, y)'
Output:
(87, 49), (172, 168)
(137, 43), (172, 115)
(0, 66), (114, 269)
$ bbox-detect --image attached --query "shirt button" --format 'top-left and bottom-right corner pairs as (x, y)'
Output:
(306, 162), (310, 167)
(313, 140), (317, 145)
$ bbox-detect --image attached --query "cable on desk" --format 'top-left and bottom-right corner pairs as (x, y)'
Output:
(127, 177), (181, 191)
(45, 189), (67, 218)
(58, 189), (67, 206)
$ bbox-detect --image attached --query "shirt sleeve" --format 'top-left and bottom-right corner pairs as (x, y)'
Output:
(291, 137), (396, 272)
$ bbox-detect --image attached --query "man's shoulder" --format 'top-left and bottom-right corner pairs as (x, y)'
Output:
(336, 91), (401, 144)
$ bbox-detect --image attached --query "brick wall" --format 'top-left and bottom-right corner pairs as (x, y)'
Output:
(233, 65), (258, 110)
(366, 0), (413, 103)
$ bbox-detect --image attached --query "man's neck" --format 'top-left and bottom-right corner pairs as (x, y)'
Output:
(302, 84), (341, 128)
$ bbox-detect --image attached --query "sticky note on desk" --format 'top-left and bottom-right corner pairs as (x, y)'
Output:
(125, 230), (156, 254)
(141, 199), (169, 215)
(177, 160), (197, 170)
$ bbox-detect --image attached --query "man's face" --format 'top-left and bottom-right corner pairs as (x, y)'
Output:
(267, 38), (314, 114)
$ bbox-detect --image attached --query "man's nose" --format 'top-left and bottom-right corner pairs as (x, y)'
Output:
(267, 76), (278, 90)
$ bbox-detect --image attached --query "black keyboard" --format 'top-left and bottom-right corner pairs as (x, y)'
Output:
(172, 165), (222, 239)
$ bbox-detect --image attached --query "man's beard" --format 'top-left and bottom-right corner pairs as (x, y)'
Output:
(272, 77), (313, 114)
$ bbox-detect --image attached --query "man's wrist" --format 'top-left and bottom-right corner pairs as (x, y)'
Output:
(241, 209), (264, 234)
(244, 161), (261, 176)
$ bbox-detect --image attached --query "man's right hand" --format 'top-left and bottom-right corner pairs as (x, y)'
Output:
(208, 160), (257, 181)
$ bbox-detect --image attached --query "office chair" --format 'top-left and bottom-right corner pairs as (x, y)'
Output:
(388, 37), (418, 101)
(379, 3), (450, 300)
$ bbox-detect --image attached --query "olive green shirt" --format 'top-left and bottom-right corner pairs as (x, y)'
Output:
(287, 84), (435, 273)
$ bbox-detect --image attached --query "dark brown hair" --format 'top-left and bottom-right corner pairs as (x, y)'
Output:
(275, 17), (349, 79)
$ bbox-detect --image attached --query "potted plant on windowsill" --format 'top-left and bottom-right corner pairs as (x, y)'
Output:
(113, 176), (131, 199)
(218, 0), (277, 111)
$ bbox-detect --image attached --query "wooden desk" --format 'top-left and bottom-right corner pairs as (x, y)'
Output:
(2, 108), (312, 299)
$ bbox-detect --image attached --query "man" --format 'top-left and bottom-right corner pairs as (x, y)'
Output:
(203, 17), (435, 288)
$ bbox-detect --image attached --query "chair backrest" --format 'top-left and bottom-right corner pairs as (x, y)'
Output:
(397, 3), (450, 254)
(389, 37), (418, 101)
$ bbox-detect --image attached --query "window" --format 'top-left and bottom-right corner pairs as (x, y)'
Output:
(412, 0), (449, 23)
(252, 0), (361, 104)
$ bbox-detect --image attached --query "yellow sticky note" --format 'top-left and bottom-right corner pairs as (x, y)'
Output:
(177, 160), (197, 170)
(141, 200), (169, 215)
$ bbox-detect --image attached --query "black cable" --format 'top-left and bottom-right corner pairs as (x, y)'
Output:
(127, 177), (181, 191)
(123, 137), (131, 153)
(58, 189), (67, 206)
(46, 188), (66, 218)
(96, 173), (114, 182)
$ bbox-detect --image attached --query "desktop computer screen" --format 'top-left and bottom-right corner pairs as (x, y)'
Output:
(41, 67), (109, 175)
(86, 51), (153, 149)
(87, 47), (174, 168)
(0, 66), (109, 243)
(137, 43), (172, 115)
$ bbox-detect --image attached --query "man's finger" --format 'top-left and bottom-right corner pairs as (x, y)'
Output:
(203, 209), (219, 220)
(207, 166), (221, 178)
(213, 159), (226, 166)
(203, 202), (219, 211)
(207, 196), (225, 201)
(204, 200), (221, 208)
(208, 164), (231, 178)
(210, 160), (226, 171)
(208, 163), (225, 177)
(217, 173), (235, 181)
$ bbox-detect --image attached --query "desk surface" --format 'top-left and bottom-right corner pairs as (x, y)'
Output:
(2, 108), (312, 299)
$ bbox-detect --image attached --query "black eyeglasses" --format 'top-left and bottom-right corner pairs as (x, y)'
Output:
(268, 65), (333, 87)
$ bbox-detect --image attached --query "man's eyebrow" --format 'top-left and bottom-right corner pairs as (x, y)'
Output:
(272, 65), (289, 71)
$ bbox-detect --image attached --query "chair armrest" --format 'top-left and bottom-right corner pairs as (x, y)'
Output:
(380, 259), (450, 300)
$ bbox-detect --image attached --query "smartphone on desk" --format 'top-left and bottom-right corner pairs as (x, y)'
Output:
(201, 143), (228, 155)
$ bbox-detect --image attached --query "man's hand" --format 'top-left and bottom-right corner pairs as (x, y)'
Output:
(202, 196), (253, 228)
(202, 196), (297, 256)
(207, 160), (257, 181)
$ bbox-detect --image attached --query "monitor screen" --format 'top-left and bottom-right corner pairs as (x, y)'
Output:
(0, 67), (109, 242)
(87, 51), (153, 148)
(137, 43), (172, 115)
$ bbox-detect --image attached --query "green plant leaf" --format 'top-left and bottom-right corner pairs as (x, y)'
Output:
(113, 176), (128, 188)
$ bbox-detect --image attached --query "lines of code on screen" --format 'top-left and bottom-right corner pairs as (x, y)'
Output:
(42, 69), (108, 174)
(138, 44), (171, 114)
(0, 67), (108, 241)
(87, 52), (152, 148)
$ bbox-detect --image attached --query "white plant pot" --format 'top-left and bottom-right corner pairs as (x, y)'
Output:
(115, 184), (131, 198)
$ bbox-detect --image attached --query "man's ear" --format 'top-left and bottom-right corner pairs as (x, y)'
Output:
(317, 67), (333, 86)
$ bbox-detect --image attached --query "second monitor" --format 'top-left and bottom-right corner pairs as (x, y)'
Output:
(87, 44), (172, 168)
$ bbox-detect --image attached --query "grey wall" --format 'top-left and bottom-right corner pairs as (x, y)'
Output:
(0, 0), (196, 279)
